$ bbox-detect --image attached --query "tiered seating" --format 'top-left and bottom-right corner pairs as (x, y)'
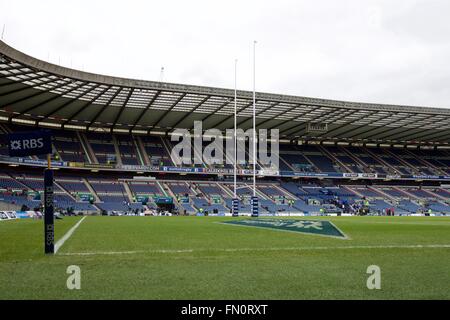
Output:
(350, 187), (382, 198)
(398, 200), (422, 213)
(116, 135), (139, 165)
(0, 194), (41, 210)
(141, 136), (173, 166)
(279, 144), (316, 172)
(407, 149), (450, 175)
(404, 188), (433, 199)
(431, 188), (450, 198)
(345, 147), (389, 174)
(196, 183), (226, 196)
(299, 145), (339, 173)
(168, 183), (193, 196)
(86, 132), (117, 164)
(327, 147), (364, 173)
(57, 179), (89, 193)
(128, 182), (162, 196)
(89, 179), (134, 212)
(389, 149), (437, 175)
(192, 197), (228, 214)
(428, 201), (450, 213)
(52, 131), (86, 162)
(0, 175), (28, 190)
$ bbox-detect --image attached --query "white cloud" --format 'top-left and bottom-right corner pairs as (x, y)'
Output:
(1, 0), (449, 108)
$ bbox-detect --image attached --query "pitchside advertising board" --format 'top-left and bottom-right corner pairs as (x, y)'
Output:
(7, 130), (54, 254)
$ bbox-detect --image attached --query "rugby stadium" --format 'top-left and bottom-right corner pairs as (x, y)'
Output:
(0, 39), (449, 300)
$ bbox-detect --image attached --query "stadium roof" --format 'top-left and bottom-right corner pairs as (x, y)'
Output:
(1, 40), (450, 145)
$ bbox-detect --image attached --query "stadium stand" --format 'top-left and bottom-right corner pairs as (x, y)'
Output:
(0, 40), (450, 216)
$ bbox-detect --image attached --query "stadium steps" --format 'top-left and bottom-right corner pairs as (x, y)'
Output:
(122, 182), (134, 203)
(161, 182), (183, 212)
(217, 183), (234, 198)
(273, 184), (297, 200)
(403, 149), (445, 175)
(188, 182), (200, 195)
(368, 187), (396, 201)
(160, 137), (178, 167)
(383, 149), (418, 175)
(245, 183), (268, 200)
(111, 135), (123, 166)
(77, 131), (98, 164)
(339, 146), (372, 173)
(135, 136), (150, 166)
(425, 189), (449, 202)
(279, 155), (297, 171)
(345, 186), (365, 198)
(318, 145), (352, 173)
(82, 178), (101, 203)
(6, 173), (31, 191)
(393, 187), (420, 201)
(131, 136), (146, 166)
(156, 181), (168, 197)
(54, 181), (78, 202)
(192, 143), (208, 169)
(363, 147), (402, 175)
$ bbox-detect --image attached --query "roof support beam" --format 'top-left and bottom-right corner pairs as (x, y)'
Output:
(6, 79), (74, 121)
(87, 87), (123, 130)
(130, 91), (161, 131)
(375, 127), (426, 141)
(288, 124), (308, 138)
(62, 85), (111, 127)
(38, 83), (102, 122)
(0, 76), (58, 97)
(345, 125), (391, 140)
(236, 102), (280, 128)
(401, 129), (450, 142)
(111, 88), (134, 129)
(249, 103), (303, 131)
(277, 106), (322, 135)
(14, 81), (87, 119)
(149, 92), (187, 129)
(169, 95), (210, 129)
(316, 111), (380, 138)
(193, 98), (233, 127)
(207, 100), (254, 129)
(432, 132), (450, 142)
(0, 68), (39, 80)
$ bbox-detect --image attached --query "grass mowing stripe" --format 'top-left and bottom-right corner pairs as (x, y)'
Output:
(58, 243), (450, 256)
(54, 216), (86, 253)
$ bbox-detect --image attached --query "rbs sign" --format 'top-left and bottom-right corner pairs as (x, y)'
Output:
(8, 130), (52, 157)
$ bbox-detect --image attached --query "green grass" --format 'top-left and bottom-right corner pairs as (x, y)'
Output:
(0, 216), (449, 299)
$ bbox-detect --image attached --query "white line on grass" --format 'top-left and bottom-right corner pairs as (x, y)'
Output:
(55, 216), (87, 253)
(58, 243), (450, 256)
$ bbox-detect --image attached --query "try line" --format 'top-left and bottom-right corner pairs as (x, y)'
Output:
(57, 243), (450, 256)
(55, 216), (87, 253)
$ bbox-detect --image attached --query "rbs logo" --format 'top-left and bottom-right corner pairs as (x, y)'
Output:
(8, 131), (52, 157)
(10, 138), (44, 150)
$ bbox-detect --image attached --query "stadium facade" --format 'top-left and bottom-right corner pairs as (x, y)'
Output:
(1, 40), (450, 217)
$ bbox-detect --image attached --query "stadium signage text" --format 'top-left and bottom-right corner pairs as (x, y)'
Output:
(7, 130), (52, 157)
(4, 156), (450, 182)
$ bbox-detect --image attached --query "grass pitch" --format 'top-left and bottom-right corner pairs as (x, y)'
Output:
(0, 216), (449, 300)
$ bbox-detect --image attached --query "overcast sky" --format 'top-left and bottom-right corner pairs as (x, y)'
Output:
(1, 0), (449, 109)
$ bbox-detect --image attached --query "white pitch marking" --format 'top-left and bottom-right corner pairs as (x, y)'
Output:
(58, 244), (450, 256)
(55, 216), (87, 253)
